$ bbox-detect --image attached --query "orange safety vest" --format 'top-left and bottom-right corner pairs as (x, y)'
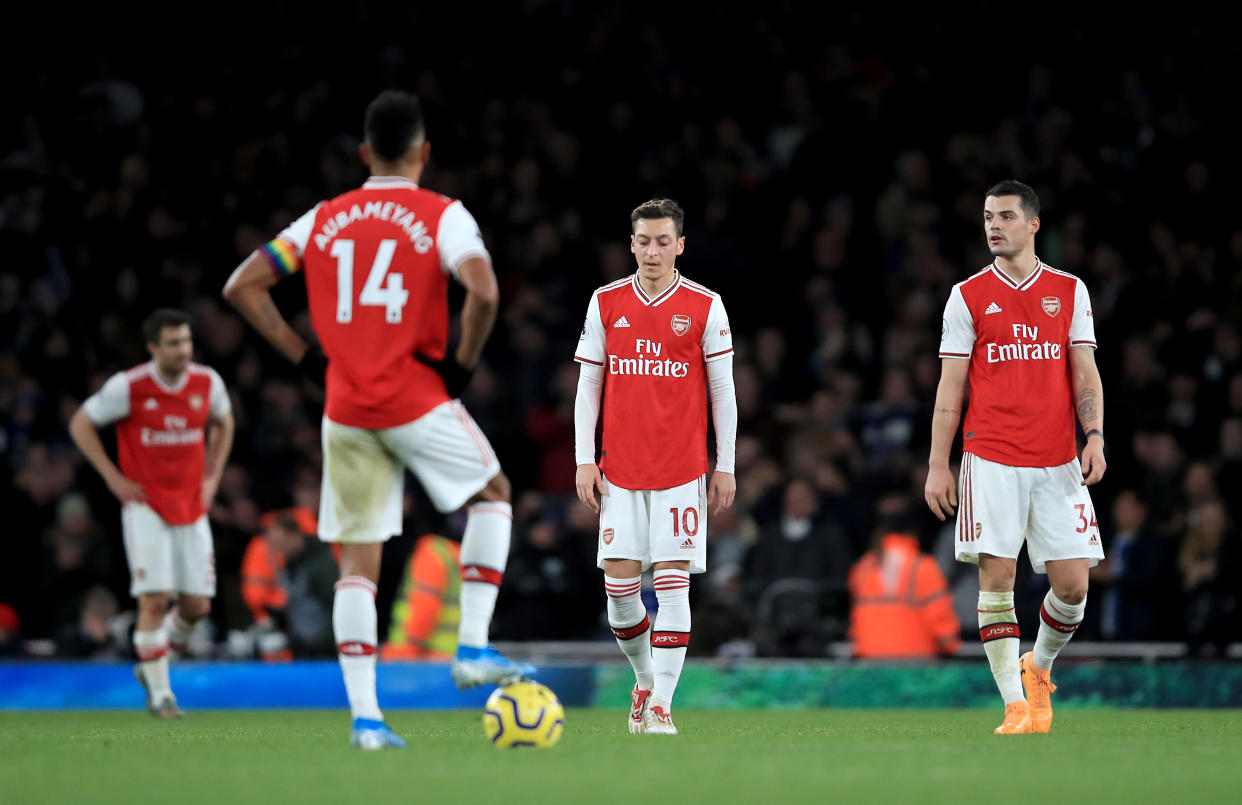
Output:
(848, 533), (962, 658)
(241, 535), (287, 623)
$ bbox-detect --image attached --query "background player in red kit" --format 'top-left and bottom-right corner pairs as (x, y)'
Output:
(224, 91), (530, 750)
(69, 308), (234, 717)
(925, 180), (1106, 735)
(574, 198), (737, 735)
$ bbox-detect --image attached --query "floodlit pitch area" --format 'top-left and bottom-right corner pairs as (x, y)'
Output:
(2, 710), (1239, 804)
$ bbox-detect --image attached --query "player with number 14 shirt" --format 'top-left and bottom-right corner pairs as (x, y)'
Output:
(224, 90), (530, 750)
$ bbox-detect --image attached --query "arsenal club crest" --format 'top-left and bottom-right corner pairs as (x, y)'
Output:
(670, 315), (691, 336)
(601, 528), (614, 545)
(1041, 296), (1061, 317)
(189, 394), (204, 410)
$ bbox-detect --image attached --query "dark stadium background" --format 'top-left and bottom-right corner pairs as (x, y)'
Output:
(2, 3), (1238, 660)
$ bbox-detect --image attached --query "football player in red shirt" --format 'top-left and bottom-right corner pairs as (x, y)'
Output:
(69, 308), (234, 717)
(925, 180), (1107, 735)
(574, 198), (737, 734)
(224, 91), (530, 750)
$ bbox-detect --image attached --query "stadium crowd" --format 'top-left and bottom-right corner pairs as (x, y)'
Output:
(1, 4), (1238, 659)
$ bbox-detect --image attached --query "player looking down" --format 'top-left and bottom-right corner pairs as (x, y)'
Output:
(574, 198), (738, 735)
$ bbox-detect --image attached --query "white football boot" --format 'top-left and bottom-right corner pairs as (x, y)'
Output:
(643, 697), (678, 735)
(134, 665), (183, 718)
(629, 685), (652, 734)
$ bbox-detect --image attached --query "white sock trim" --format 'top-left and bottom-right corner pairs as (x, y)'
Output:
(467, 501), (513, 519)
(335, 575), (377, 595)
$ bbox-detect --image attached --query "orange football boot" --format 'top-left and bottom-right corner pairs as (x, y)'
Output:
(993, 701), (1032, 734)
(1020, 651), (1057, 733)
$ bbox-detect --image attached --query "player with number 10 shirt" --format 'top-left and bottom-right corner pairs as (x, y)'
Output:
(574, 198), (738, 736)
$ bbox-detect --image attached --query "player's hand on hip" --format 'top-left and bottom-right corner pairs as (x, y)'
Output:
(415, 352), (475, 399)
(924, 464), (957, 521)
(202, 475), (221, 510)
(1081, 439), (1107, 486)
(575, 463), (606, 514)
(297, 347), (328, 389)
(709, 471), (736, 515)
(106, 472), (147, 505)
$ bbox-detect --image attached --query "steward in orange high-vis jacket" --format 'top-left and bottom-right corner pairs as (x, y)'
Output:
(848, 532), (962, 658)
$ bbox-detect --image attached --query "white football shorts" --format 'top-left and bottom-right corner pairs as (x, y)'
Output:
(121, 502), (216, 597)
(598, 474), (707, 574)
(955, 452), (1104, 574)
(319, 401), (501, 543)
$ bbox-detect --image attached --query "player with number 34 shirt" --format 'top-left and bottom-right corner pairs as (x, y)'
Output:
(926, 180), (1108, 737)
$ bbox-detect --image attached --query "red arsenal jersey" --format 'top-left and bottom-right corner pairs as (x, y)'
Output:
(265, 176), (490, 429)
(83, 362), (231, 525)
(575, 271), (733, 490)
(939, 260), (1096, 467)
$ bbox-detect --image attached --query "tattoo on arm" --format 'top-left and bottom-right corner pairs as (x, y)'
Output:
(1076, 388), (1099, 428)
(935, 408), (960, 414)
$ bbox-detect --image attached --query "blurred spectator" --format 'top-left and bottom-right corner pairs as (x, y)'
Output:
(693, 505), (758, 658)
(40, 493), (119, 639)
(55, 586), (123, 659)
(383, 534), (460, 660)
(745, 479), (850, 656)
(240, 508), (336, 658)
(855, 366), (921, 478)
(1179, 500), (1240, 652)
(241, 529), (287, 633)
(847, 499), (960, 658)
(1219, 418), (1242, 525)
(0, 604), (21, 656)
(1093, 490), (1179, 640)
(493, 494), (601, 640)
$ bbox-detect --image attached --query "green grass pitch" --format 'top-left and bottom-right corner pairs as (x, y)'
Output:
(2, 709), (1239, 804)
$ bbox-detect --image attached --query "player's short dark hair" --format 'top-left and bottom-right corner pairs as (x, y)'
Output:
(142, 308), (190, 345)
(985, 180), (1040, 219)
(631, 198), (685, 237)
(364, 90), (426, 163)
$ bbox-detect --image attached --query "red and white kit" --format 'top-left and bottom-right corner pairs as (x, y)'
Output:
(272, 176), (499, 541)
(83, 362), (230, 595)
(575, 271), (734, 573)
(940, 260), (1103, 572)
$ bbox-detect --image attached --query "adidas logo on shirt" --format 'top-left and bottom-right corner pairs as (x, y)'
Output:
(613, 316), (631, 328)
(143, 398), (159, 410)
(680, 538), (695, 549)
(984, 302), (1003, 315)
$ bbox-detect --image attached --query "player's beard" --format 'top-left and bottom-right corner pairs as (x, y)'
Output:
(156, 356), (189, 381)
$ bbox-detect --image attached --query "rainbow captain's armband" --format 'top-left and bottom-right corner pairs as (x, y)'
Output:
(260, 238), (302, 277)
